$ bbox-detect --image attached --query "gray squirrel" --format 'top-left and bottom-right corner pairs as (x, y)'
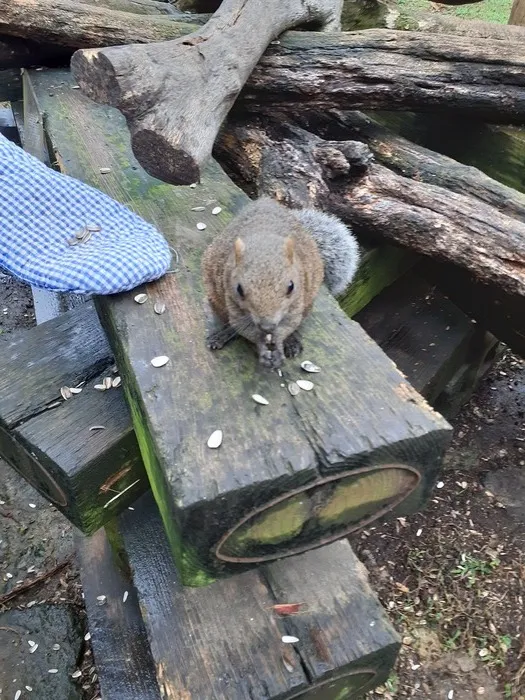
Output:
(202, 197), (360, 368)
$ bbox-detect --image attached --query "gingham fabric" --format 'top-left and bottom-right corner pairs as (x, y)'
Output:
(0, 133), (172, 295)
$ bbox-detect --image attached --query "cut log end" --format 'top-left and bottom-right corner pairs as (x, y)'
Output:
(71, 48), (120, 106)
(131, 129), (200, 185)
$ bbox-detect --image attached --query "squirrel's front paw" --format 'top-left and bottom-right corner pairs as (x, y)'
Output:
(283, 332), (303, 359)
(206, 325), (236, 351)
(258, 346), (284, 369)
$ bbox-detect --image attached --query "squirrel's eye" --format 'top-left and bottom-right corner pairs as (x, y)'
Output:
(236, 283), (245, 299)
(287, 281), (294, 296)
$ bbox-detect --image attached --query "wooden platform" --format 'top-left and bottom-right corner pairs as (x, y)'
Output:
(23, 67), (452, 586)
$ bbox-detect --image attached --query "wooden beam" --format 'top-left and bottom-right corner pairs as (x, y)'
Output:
(27, 68), (451, 586)
(0, 302), (146, 533)
(118, 492), (400, 699)
(75, 526), (161, 699)
(2, 263), (492, 533)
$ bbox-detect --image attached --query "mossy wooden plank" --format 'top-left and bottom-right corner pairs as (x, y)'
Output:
(75, 527), (161, 699)
(120, 492), (400, 700)
(0, 302), (146, 532)
(28, 68), (451, 585)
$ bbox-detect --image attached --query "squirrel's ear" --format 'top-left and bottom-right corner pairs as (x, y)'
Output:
(234, 237), (245, 264)
(285, 237), (295, 264)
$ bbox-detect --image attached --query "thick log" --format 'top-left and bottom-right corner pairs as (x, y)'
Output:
(78, 0), (182, 15)
(217, 116), (525, 302)
(301, 110), (525, 223)
(242, 30), (525, 124)
(0, 0), (200, 49)
(372, 112), (525, 198)
(28, 67), (451, 585)
(71, 26), (525, 185)
(71, 0), (343, 185)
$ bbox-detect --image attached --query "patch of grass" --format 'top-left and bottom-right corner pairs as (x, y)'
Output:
(451, 553), (500, 588)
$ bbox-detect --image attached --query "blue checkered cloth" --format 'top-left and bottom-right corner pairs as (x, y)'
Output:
(0, 133), (172, 295)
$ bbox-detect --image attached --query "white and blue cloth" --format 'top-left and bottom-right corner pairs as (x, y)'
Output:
(0, 133), (172, 295)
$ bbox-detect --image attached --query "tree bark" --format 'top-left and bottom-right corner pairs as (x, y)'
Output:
(0, 0), (200, 49)
(509, 0), (525, 25)
(79, 0), (184, 15)
(242, 30), (525, 124)
(216, 116), (525, 300)
(389, 9), (525, 40)
(71, 0), (343, 185)
(298, 110), (525, 222)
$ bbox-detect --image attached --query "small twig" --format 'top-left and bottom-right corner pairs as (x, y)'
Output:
(0, 557), (72, 606)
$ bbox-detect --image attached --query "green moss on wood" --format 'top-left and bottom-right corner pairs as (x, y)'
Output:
(339, 245), (416, 318)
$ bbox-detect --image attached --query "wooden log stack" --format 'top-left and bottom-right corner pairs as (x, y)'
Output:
(2, 0), (522, 694)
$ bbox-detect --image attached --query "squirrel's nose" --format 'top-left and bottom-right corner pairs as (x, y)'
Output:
(259, 321), (276, 333)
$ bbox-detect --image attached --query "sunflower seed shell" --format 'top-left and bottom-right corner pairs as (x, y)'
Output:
(207, 430), (223, 449)
(301, 360), (321, 373)
(134, 293), (148, 304)
(151, 356), (169, 368)
(252, 394), (269, 405)
(288, 382), (300, 396)
(296, 379), (314, 391)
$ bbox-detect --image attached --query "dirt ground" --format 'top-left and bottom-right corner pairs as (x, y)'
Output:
(1, 271), (524, 700)
(357, 349), (525, 699)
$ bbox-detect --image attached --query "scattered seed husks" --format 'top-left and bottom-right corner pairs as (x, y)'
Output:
(282, 635), (299, 644)
(288, 382), (300, 396)
(134, 293), (148, 304)
(301, 360), (321, 373)
(207, 430), (223, 449)
(296, 379), (314, 391)
(154, 302), (166, 315)
(151, 356), (169, 368)
(252, 394), (269, 405)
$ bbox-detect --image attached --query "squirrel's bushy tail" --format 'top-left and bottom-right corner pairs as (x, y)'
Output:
(294, 208), (360, 297)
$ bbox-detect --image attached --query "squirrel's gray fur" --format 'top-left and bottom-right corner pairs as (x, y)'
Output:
(293, 208), (360, 297)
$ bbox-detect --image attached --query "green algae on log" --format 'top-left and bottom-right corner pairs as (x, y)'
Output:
(26, 68), (451, 585)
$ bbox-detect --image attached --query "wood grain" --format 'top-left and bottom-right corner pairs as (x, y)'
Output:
(0, 302), (146, 532)
(120, 492), (400, 699)
(76, 526), (161, 699)
(29, 68), (451, 585)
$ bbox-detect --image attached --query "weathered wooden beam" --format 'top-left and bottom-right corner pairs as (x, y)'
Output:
(71, 0), (343, 185)
(217, 115), (525, 303)
(27, 68), (451, 586)
(75, 526), (161, 699)
(118, 492), (400, 699)
(0, 302), (146, 533)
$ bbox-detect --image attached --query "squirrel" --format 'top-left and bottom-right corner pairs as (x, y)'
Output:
(201, 197), (359, 369)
